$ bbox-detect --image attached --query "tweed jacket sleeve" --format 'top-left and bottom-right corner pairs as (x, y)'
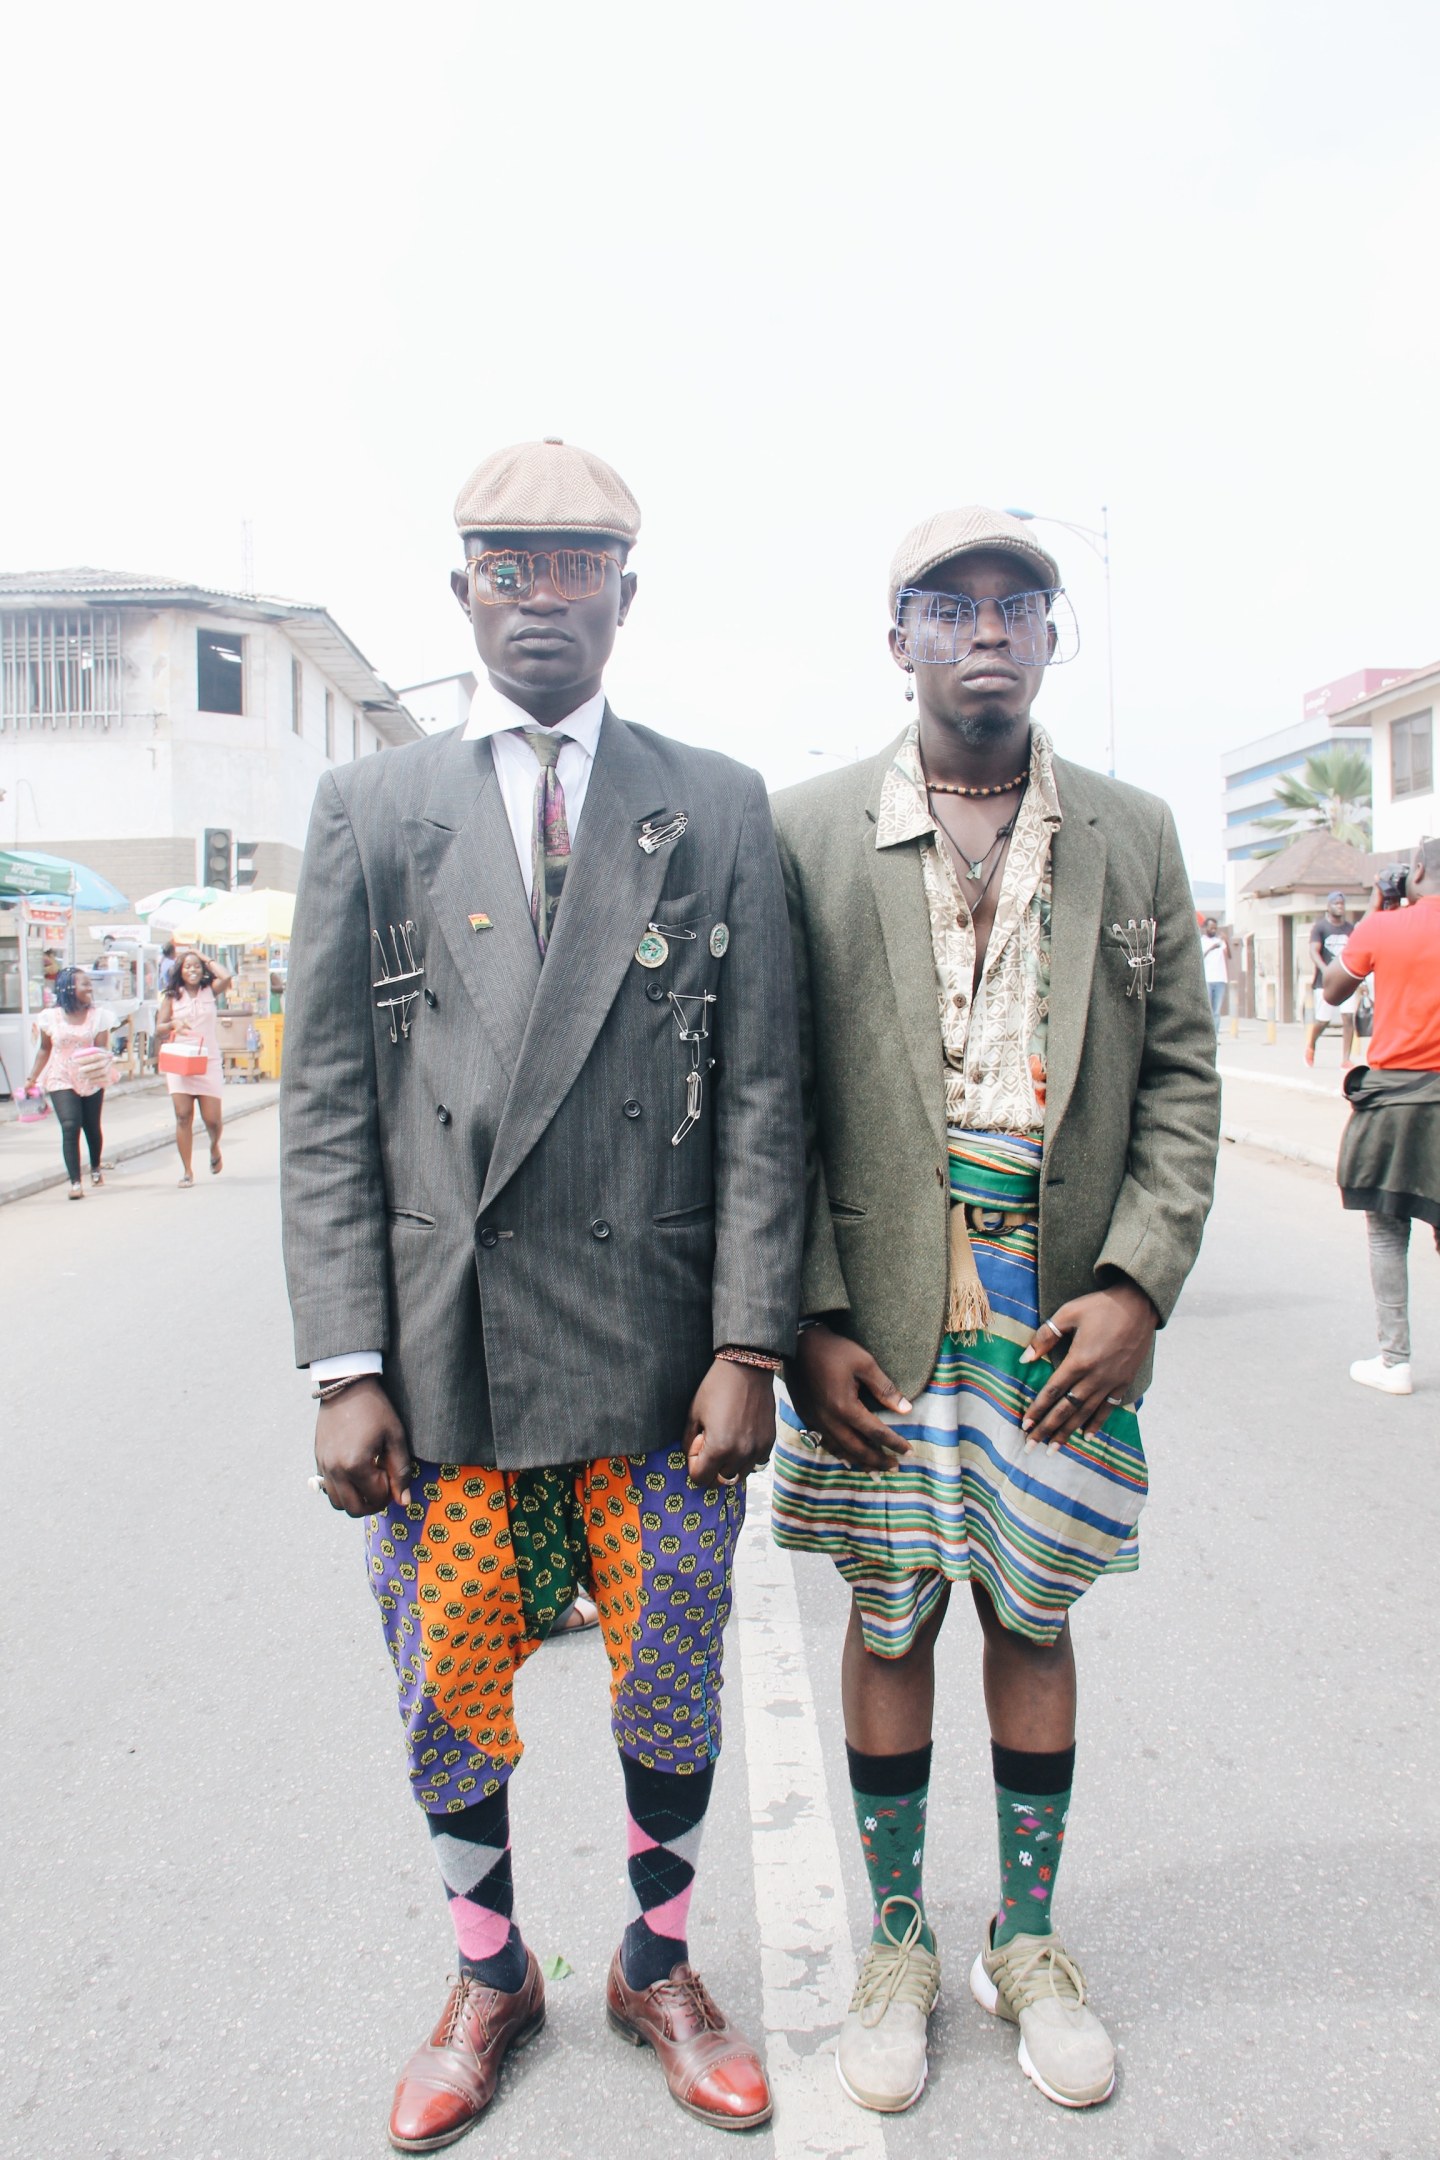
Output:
(1092, 804), (1220, 1323)
(280, 771), (391, 1365)
(709, 773), (806, 1355)
(776, 818), (851, 1321)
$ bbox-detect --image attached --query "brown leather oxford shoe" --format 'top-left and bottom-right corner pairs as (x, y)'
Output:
(388, 1954), (546, 2152)
(605, 1950), (773, 2130)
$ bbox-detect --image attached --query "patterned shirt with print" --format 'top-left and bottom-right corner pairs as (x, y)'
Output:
(875, 719), (1062, 1137)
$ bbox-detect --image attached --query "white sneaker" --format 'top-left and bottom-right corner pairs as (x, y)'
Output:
(1349, 1356), (1413, 1395)
(836, 1896), (941, 2113)
(971, 1923), (1114, 2108)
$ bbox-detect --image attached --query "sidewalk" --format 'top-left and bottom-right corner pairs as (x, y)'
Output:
(1214, 1016), (1354, 1174)
(0, 1077), (279, 1204)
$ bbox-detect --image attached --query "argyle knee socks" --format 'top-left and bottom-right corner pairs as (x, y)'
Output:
(992, 1740), (1074, 1946)
(847, 1740), (935, 1951)
(620, 1754), (714, 1990)
(426, 1784), (529, 1993)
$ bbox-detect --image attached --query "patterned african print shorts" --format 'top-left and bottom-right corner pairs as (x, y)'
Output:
(772, 1131), (1146, 1656)
(365, 1447), (744, 1814)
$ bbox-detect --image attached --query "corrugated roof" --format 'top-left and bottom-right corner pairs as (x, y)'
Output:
(0, 567), (423, 745)
(1330, 659), (1440, 724)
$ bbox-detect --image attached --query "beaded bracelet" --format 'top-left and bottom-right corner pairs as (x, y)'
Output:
(715, 1345), (785, 1374)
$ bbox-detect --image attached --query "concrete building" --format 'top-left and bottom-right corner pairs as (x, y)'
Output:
(0, 568), (422, 903)
(1219, 668), (1410, 922)
(396, 671), (477, 737)
(1328, 660), (1438, 856)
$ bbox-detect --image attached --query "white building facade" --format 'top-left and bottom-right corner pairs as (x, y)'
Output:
(396, 671), (477, 737)
(0, 568), (422, 903)
(1329, 661), (1438, 857)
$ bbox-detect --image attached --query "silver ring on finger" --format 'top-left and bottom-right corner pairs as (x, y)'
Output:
(717, 1472), (741, 1487)
(1106, 1394), (1124, 1407)
(1041, 1318), (1064, 1343)
(306, 1474), (329, 1496)
(1061, 1390), (1083, 1407)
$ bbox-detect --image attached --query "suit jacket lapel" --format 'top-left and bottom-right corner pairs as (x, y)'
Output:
(1044, 764), (1108, 1140)
(863, 761), (947, 1150)
(402, 731), (539, 1080)
(481, 709), (674, 1209)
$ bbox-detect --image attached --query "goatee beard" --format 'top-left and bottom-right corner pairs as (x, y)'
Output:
(947, 708), (1023, 749)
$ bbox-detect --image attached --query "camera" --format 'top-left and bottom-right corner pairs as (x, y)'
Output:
(1375, 863), (1409, 910)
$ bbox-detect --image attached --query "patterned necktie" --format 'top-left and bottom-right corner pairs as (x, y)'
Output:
(521, 729), (572, 955)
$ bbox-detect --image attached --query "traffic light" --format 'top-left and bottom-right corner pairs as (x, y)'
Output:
(235, 840), (259, 888)
(203, 827), (233, 890)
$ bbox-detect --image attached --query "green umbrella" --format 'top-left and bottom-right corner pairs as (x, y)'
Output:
(0, 848), (73, 898)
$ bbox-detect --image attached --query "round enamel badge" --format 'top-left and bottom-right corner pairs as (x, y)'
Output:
(709, 922), (731, 959)
(635, 931), (669, 968)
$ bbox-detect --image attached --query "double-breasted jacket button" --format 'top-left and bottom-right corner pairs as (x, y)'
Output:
(436, 1104), (452, 1125)
(478, 1226), (499, 1249)
(424, 987), (438, 1008)
(590, 1218), (612, 1240)
(622, 1098), (642, 1119)
(645, 982), (667, 1003)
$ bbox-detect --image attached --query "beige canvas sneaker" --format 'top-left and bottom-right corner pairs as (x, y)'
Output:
(836, 1896), (942, 2113)
(970, 1924), (1115, 2107)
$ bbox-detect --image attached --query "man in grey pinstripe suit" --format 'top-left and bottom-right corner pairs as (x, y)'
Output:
(281, 440), (800, 2148)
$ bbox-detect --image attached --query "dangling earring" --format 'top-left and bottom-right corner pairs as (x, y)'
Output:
(904, 663), (915, 703)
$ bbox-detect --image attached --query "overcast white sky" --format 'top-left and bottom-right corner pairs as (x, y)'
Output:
(4, 0), (1437, 878)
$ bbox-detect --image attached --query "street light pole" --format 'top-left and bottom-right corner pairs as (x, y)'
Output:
(1005, 506), (1116, 778)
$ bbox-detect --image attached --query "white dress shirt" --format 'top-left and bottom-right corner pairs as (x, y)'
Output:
(310, 676), (607, 1385)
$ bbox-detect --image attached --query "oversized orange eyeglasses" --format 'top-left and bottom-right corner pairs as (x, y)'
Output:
(466, 548), (622, 605)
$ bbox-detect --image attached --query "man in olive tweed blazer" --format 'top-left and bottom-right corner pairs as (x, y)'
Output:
(770, 505), (1219, 2120)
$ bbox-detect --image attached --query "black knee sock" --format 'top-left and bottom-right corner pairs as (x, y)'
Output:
(426, 1785), (529, 1992)
(620, 1754), (715, 1990)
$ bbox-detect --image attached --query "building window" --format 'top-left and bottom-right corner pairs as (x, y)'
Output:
(1392, 710), (1433, 800)
(197, 630), (244, 715)
(291, 657), (303, 735)
(324, 688), (336, 760)
(0, 610), (123, 730)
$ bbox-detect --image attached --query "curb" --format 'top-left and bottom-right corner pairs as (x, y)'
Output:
(1221, 1120), (1334, 1174)
(0, 1090), (279, 1206)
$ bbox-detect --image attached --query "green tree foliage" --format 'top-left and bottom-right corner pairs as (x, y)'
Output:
(1253, 745), (1373, 853)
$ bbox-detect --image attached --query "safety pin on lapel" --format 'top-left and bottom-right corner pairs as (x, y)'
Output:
(372, 920), (425, 1042)
(1110, 917), (1157, 996)
(637, 810), (689, 855)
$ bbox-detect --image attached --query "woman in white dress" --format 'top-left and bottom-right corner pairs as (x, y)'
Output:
(157, 947), (233, 1186)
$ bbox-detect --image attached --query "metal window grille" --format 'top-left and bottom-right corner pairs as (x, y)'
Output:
(0, 610), (123, 729)
(1392, 710), (1434, 800)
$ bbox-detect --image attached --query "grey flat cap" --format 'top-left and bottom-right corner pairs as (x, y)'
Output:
(454, 437), (641, 544)
(888, 505), (1059, 614)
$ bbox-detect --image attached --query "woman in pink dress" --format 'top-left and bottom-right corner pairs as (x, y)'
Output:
(158, 947), (233, 1186)
(23, 965), (115, 1199)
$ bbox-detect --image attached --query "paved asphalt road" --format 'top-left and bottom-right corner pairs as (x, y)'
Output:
(3, 1112), (1437, 2160)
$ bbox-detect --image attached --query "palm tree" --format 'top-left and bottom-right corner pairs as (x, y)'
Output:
(1253, 744), (1372, 852)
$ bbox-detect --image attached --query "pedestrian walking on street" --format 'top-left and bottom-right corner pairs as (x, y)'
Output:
(771, 506), (1220, 2116)
(280, 438), (802, 2152)
(1200, 915), (1230, 1035)
(1306, 891), (1358, 1068)
(158, 948), (231, 1185)
(22, 964), (115, 1199)
(1324, 841), (1440, 1396)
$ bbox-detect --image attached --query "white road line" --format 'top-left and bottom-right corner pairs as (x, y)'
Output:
(736, 1475), (887, 2160)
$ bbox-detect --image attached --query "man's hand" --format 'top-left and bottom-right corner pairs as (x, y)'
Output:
(315, 1378), (415, 1516)
(1019, 1279), (1158, 1451)
(685, 1360), (777, 1486)
(787, 1325), (914, 1473)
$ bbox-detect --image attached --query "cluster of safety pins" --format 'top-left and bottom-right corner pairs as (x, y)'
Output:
(373, 921), (425, 1042)
(1109, 917), (1157, 997)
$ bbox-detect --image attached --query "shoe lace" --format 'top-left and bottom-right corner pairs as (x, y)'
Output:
(850, 1897), (939, 2025)
(991, 1934), (1087, 2013)
(652, 1968), (724, 2040)
(441, 1975), (493, 2054)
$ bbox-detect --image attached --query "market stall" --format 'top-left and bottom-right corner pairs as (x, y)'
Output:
(0, 851), (131, 1096)
(168, 886), (295, 1080)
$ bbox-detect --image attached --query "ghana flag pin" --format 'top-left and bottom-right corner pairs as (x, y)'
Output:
(469, 912), (492, 932)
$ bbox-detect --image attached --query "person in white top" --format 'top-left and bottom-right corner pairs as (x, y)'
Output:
(23, 965), (115, 1198)
(1200, 915), (1230, 1036)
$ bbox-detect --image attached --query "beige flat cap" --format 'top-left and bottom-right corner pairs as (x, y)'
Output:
(453, 437), (641, 544)
(888, 505), (1059, 614)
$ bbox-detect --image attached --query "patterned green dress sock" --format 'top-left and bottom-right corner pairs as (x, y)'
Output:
(846, 1740), (935, 1952)
(992, 1739), (1075, 1946)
